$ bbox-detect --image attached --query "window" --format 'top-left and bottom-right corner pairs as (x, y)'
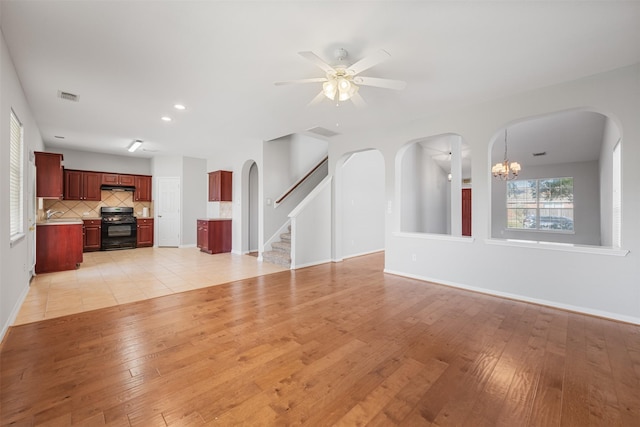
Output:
(10, 109), (24, 240)
(507, 177), (574, 231)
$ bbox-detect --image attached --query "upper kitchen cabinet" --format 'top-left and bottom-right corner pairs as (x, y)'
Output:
(208, 170), (232, 201)
(134, 175), (152, 202)
(64, 170), (101, 201)
(102, 173), (135, 186)
(34, 151), (64, 199)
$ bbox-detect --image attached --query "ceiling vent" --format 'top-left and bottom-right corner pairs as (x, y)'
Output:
(306, 126), (340, 138)
(57, 90), (79, 102)
(532, 151), (547, 157)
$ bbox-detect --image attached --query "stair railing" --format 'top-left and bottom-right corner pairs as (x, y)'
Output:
(274, 156), (328, 207)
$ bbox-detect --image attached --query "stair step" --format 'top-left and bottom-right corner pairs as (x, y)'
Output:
(280, 232), (291, 243)
(272, 241), (291, 253)
(262, 250), (291, 268)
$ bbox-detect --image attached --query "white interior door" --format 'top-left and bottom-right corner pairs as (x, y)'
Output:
(156, 177), (180, 247)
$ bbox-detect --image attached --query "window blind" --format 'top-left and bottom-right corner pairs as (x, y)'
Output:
(10, 109), (24, 238)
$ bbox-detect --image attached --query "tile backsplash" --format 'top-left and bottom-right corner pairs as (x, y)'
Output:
(41, 190), (152, 220)
(219, 201), (232, 218)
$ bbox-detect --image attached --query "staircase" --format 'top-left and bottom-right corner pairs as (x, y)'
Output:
(262, 226), (291, 268)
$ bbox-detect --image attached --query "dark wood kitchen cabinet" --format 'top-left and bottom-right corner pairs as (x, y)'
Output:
(64, 170), (101, 201)
(137, 218), (154, 247)
(208, 170), (232, 201)
(36, 223), (83, 273)
(83, 219), (101, 252)
(102, 173), (135, 186)
(34, 151), (64, 199)
(197, 219), (231, 254)
(134, 175), (152, 202)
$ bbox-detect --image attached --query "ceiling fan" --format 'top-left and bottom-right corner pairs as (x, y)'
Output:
(275, 48), (406, 107)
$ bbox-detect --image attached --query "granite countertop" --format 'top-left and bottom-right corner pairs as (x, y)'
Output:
(37, 218), (84, 225)
(198, 218), (232, 221)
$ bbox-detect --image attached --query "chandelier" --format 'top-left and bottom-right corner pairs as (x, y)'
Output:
(492, 129), (521, 180)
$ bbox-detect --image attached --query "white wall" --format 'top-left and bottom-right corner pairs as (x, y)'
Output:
(291, 177), (332, 268)
(341, 150), (385, 258)
(151, 155), (207, 247)
(46, 147), (152, 175)
(182, 156), (207, 246)
(400, 143), (421, 232)
(400, 143), (448, 234)
(491, 160), (601, 245)
(420, 145), (449, 234)
(290, 133), (328, 181)
(206, 138), (263, 255)
(1, 30), (45, 339)
(263, 133), (327, 198)
(249, 162), (258, 252)
(329, 64), (640, 324)
(600, 118), (620, 246)
(262, 133), (328, 245)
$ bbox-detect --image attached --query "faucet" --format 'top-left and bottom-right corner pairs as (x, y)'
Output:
(46, 209), (64, 220)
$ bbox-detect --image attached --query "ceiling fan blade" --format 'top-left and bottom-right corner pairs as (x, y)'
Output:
(274, 77), (327, 86)
(350, 92), (367, 108)
(347, 49), (391, 75)
(354, 76), (406, 91)
(307, 91), (326, 106)
(298, 51), (336, 74)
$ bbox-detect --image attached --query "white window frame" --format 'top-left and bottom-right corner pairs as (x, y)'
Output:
(10, 109), (25, 244)
(506, 177), (574, 233)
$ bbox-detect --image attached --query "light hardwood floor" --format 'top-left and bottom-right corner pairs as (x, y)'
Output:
(2, 251), (639, 426)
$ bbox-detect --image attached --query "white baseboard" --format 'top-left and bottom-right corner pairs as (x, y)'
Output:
(1, 280), (31, 343)
(343, 248), (384, 260)
(383, 269), (640, 326)
(292, 258), (332, 270)
(178, 244), (197, 248)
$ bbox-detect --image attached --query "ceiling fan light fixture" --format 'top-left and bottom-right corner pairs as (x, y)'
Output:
(336, 76), (358, 101)
(323, 80), (337, 100)
(278, 48), (404, 105)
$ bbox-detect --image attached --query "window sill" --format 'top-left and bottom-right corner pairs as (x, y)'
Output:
(485, 238), (629, 256)
(393, 232), (475, 243)
(505, 228), (575, 235)
(10, 233), (25, 248)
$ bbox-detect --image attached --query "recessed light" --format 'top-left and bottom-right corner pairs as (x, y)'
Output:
(174, 104), (186, 110)
(161, 116), (172, 122)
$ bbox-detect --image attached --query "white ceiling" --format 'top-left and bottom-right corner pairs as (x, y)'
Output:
(1, 1), (638, 160)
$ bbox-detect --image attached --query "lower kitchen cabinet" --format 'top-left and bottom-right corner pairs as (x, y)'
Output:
(197, 219), (231, 254)
(83, 219), (101, 252)
(36, 223), (83, 273)
(137, 218), (154, 247)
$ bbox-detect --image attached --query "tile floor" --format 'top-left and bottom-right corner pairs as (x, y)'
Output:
(14, 247), (287, 325)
